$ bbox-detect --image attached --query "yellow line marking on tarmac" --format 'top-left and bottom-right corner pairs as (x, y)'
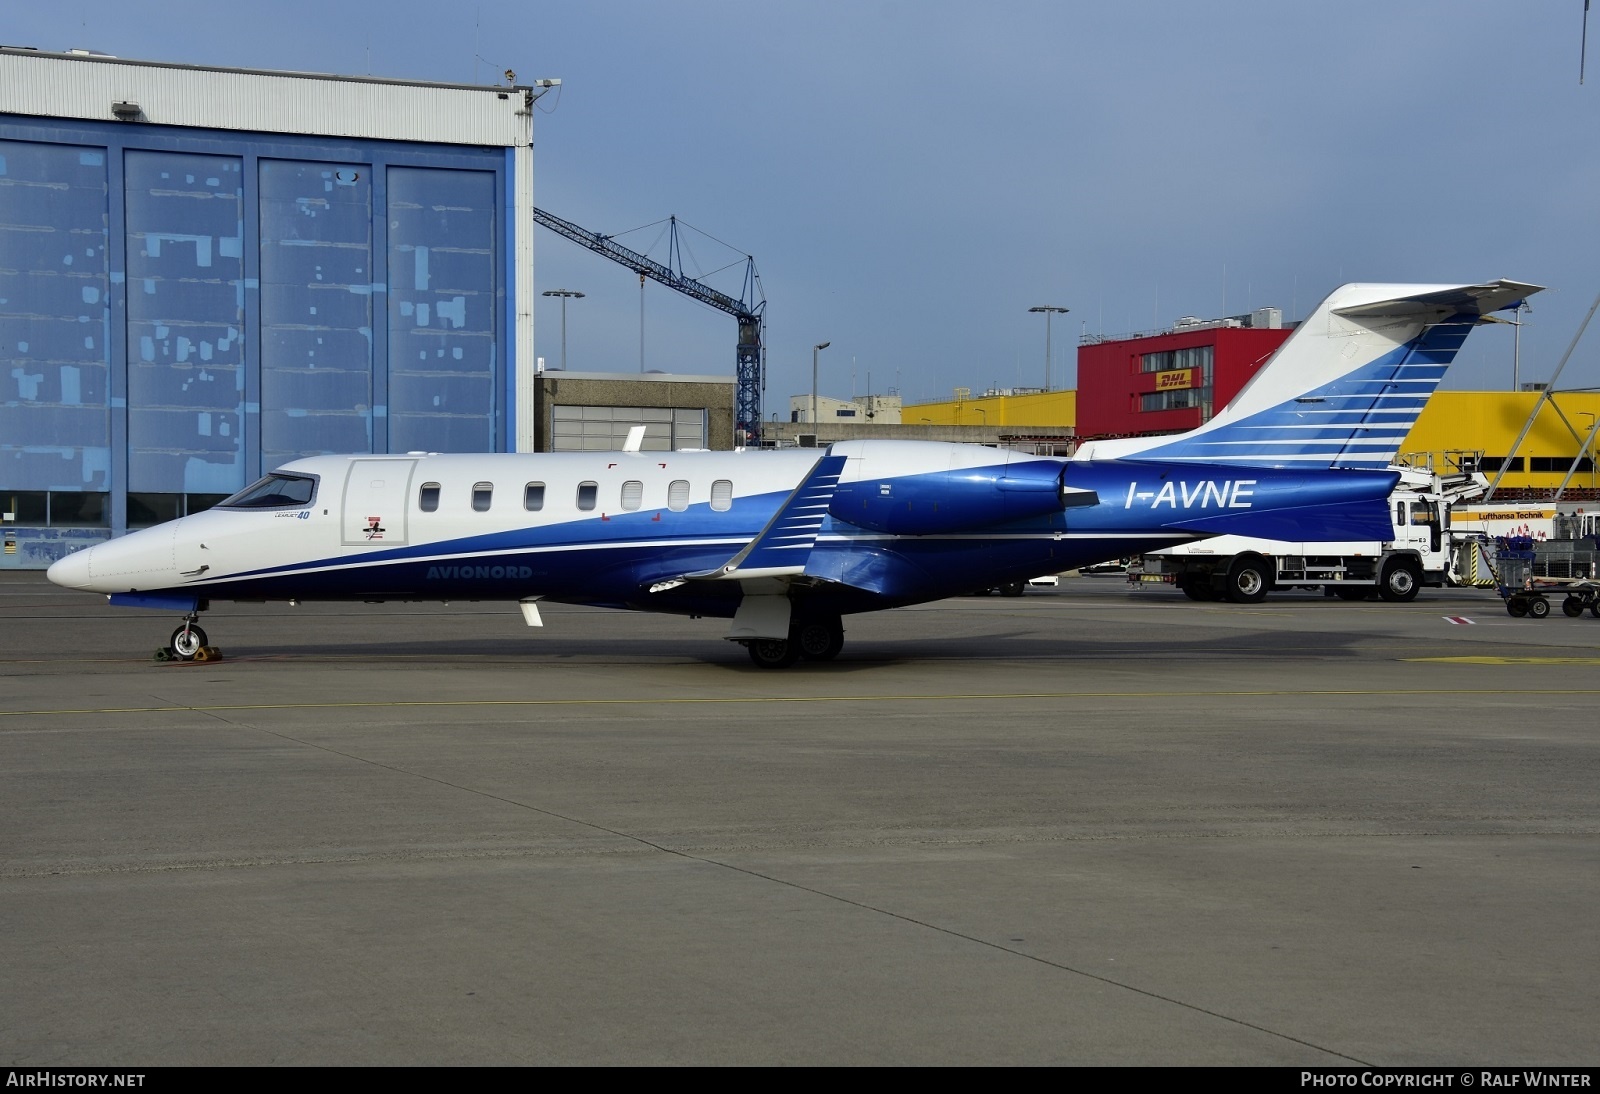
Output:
(8, 687), (1600, 718)
(1404, 656), (1600, 665)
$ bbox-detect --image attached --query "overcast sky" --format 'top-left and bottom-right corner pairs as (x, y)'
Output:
(10, 1), (1599, 411)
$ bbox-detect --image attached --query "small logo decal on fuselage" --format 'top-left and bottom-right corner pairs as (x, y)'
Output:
(1123, 479), (1255, 510)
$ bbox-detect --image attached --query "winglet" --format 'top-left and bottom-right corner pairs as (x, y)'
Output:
(685, 451), (847, 581)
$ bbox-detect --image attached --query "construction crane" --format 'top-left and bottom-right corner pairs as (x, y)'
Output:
(532, 209), (766, 444)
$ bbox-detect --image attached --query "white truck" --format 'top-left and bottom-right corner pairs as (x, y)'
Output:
(1139, 469), (1489, 604)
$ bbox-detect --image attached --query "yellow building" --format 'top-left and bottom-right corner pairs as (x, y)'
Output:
(904, 389), (1076, 429)
(1401, 391), (1600, 495)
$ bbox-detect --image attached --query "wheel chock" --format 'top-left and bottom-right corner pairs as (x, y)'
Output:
(196, 646), (224, 662)
(153, 647), (173, 662)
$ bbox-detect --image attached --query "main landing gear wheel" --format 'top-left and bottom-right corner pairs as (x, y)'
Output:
(793, 618), (845, 662)
(746, 637), (800, 669)
(999, 581), (1026, 598)
(170, 623), (209, 661)
(1378, 559), (1422, 603)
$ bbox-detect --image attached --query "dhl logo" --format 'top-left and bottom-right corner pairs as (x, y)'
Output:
(1154, 369), (1194, 391)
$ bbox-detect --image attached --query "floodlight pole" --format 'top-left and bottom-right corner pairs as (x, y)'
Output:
(541, 289), (584, 370)
(1029, 306), (1070, 391)
(812, 341), (831, 424)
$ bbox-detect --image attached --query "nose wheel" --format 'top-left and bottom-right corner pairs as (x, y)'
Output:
(161, 614), (219, 662)
(170, 622), (209, 659)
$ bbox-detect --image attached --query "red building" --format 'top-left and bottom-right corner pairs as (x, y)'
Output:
(1076, 311), (1293, 439)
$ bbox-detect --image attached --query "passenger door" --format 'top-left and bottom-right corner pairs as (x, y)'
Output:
(342, 459), (417, 546)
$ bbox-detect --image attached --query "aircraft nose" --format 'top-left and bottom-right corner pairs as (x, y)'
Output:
(47, 546), (95, 589)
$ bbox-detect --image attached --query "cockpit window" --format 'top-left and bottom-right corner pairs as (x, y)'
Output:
(217, 473), (317, 509)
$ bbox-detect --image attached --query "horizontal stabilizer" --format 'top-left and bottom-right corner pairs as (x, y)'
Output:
(1331, 281), (1541, 320)
(1167, 498), (1396, 543)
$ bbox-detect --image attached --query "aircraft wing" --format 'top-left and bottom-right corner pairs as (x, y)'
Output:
(649, 451), (847, 592)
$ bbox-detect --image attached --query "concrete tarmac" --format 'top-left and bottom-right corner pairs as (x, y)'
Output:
(2, 572), (1597, 1065)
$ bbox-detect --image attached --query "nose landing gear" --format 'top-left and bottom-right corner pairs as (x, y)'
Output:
(158, 613), (221, 662)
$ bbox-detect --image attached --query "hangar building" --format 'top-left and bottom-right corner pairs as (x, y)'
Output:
(0, 47), (541, 566)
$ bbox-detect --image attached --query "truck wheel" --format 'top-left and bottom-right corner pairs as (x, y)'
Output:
(1563, 597), (1585, 617)
(1224, 557), (1270, 604)
(1507, 597), (1528, 618)
(1528, 596), (1551, 619)
(1378, 559), (1421, 603)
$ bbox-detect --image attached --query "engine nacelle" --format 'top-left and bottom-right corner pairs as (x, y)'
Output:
(829, 460), (1072, 535)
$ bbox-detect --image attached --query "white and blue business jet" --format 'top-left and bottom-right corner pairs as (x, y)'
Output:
(49, 279), (1538, 667)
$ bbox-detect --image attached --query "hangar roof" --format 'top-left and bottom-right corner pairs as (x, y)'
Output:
(0, 47), (534, 147)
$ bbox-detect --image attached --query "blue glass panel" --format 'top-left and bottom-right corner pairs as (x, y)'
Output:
(387, 167), (496, 453)
(259, 159), (375, 466)
(0, 139), (111, 491)
(124, 150), (245, 493)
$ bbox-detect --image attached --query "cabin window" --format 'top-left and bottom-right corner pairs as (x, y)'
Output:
(711, 479), (733, 512)
(668, 480), (690, 512)
(472, 482), (493, 512)
(419, 483), (441, 512)
(525, 482), (545, 511)
(621, 480), (643, 511)
(577, 481), (598, 511)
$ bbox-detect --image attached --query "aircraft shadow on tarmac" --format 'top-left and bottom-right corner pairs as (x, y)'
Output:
(221, 624), (1373, 672)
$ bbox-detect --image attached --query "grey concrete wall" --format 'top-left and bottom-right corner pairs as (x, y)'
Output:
(534, 376), (737, 451)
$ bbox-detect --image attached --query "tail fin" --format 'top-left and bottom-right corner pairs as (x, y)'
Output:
(1074, 279), (1542, 469)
